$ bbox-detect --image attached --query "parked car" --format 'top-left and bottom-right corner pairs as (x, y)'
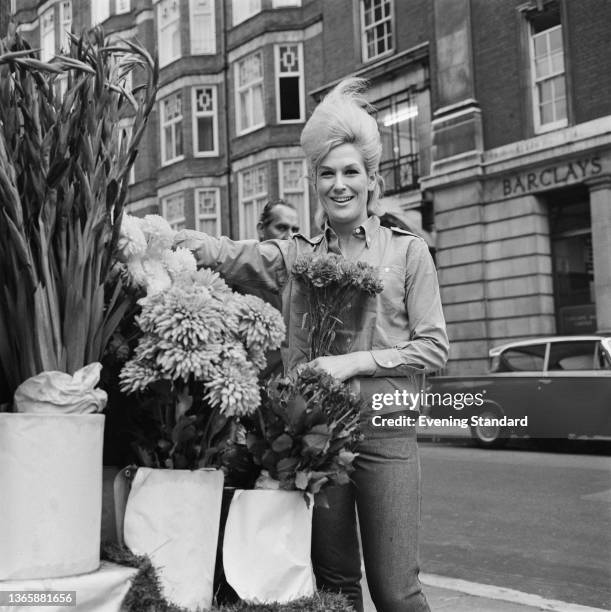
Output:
(426, 335), (611, 448)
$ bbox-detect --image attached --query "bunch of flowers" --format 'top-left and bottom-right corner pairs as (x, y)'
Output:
(0, 27), (158, 401)
(115, 213), (196, 295)
(118, 269), (286, 469)
(292, 253), (384, 358)
(231, 366), (364, 505)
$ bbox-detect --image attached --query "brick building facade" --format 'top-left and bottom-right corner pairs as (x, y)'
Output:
(7, 0), (611, 373)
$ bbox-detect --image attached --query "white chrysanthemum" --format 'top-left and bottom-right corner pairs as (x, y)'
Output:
(162, 248), (197, 281)
(117, 214), (147, 262)
(204, 349), (260, 416)
(141, 214), (175, 255)
(141, 258), (172, 295)
(125, 257), (148, 289)
(119, 359), (160, 394)
(193, 268), (231, 295)
(231, 293), (286, 351)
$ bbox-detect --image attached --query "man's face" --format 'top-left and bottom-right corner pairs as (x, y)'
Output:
(258, 204), (300, 240)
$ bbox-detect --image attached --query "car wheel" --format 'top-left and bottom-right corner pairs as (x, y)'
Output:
(470, 406), (509, 449)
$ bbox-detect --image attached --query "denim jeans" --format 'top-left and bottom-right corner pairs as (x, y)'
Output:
(311, 425), (429, 612)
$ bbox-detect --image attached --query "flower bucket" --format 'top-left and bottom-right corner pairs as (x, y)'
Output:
(223, 489), (316, 604)
(123, 467), (224, 611)
(0, 413), (105, 580)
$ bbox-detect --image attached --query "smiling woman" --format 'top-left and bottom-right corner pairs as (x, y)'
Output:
(314, 144), (375, 239)
(175, 77), (448, 612)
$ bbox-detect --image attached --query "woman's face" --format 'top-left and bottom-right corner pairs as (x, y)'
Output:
(316, 143), (375, 231)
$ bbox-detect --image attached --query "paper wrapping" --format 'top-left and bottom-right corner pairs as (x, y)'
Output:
(13, 363), (107, 415)
(123, 468), (224, 611)
(223, 490), (316, 604)
(0, 413), (104, 580)
(0, 561), (137, 611)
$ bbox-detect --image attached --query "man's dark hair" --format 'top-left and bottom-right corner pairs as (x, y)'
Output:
(259, 199), (297, 227)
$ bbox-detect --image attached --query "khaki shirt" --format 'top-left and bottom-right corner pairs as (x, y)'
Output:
(175, 215), (448, 400)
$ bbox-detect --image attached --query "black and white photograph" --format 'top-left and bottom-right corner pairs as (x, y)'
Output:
(0, 0), (610, 611)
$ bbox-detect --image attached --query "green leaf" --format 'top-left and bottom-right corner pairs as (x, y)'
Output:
(271, 432), (294, 453)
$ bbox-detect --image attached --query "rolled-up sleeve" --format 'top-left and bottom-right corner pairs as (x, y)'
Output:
(370, 238), (448, 375)
(174, 230), (289, 294)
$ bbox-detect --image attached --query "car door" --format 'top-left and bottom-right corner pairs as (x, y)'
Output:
(536, 340), (611, 436)
(492, 343), (548, 427)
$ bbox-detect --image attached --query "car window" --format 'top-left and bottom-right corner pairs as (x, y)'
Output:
(495, 344), (546, 372)
(596, 342), (611, 370)
(547, 341), (596, 371)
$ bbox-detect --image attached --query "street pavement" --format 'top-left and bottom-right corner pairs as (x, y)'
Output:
(395, 438), (610, 612)
(361, 436), (611, 611)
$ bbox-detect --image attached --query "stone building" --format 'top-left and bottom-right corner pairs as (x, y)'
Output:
(423, 0), (611, 372)
(7, 0), (611, 373)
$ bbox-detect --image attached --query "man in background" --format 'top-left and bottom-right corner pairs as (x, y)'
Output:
(257, 199), (300, 241)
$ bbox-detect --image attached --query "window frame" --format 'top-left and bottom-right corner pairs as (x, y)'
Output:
(232, 0), (261, 26)
(235, 51), (265, 135)
(272, 0), (301, 6)
(160, 91), (185, 166)
(161, 192), (186, 231)
(91, 0), (110, 25)
(190, 0), (216, 54)
(192, 85), (219, 157)
(360, 0), (394, 63)
(529, 22), (568, 134)
(157, 0), (182, 67)
(59, 0), (72, 53)
(40, 6), (55, 62)
(116, 0), (131, 14)
(237, 164), (268, 239)
(278, 159), (310, 236)
(195, 188), (221, 236)
(274, 43), (305, 124)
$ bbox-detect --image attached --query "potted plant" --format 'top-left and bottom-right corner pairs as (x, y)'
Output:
(113, 217), (286, 610)
(220, 366), (364, 604)
(0, 25), (158, 580)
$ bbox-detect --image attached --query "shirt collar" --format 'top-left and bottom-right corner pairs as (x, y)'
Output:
(323, 215), (380, 250)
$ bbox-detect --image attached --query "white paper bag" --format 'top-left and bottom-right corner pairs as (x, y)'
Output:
(0, 413), (104, 579)
(223, 489), (315, 603)
(123, 468), (224, 611)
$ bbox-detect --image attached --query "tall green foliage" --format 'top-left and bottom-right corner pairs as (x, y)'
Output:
(0, 26), (159, 402)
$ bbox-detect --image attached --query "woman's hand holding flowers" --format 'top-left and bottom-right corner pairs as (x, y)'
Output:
(307, 351), (376, 382)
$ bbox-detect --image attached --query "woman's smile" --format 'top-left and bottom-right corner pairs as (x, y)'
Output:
(316, 143), (374, 230)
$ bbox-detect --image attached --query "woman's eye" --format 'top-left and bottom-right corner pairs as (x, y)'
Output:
(320, 171), (333, 178)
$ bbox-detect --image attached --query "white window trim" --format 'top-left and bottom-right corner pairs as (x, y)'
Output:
(195, 187), (221, 235)
(157, 0), (182, 67)
(116, 0), (131, 14)
(278, 159), (310, 236)
(190, 0), (216, 54)
(272, 0), (301, 6)
(40, 6), (55, 62)
(360, 0), (394, 63)
(58, 0), (71, 53)
(232, 0), (261, 26)
(274, 43), (305, 124)
(529, 23), (568, 135)
(237, 165), (268, 239)
(91, 0), (110, 25)
(160, 92), (185, 166)
(161, 192), (186, 230)
(192, 85), (219, 157)
(235, 51), (265, 136)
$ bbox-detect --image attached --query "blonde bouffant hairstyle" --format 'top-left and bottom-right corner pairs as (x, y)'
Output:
(300, 77), (384, 229)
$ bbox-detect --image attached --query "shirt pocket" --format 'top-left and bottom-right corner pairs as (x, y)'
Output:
(376, 264), (406, 317)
